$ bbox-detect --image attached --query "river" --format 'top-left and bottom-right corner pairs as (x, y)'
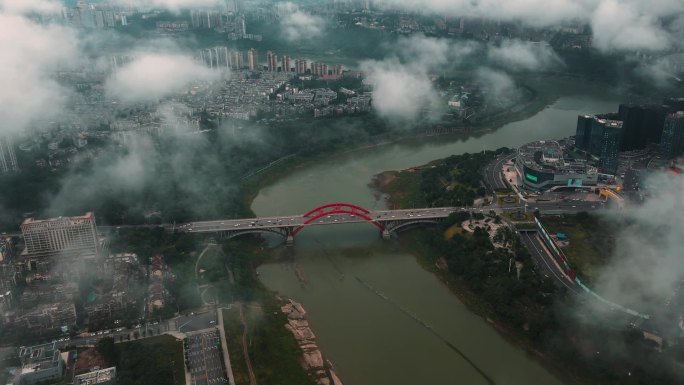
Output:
(252, 94), (620, 385)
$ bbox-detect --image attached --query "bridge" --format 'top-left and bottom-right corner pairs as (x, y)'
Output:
(176, 203), (468, 244)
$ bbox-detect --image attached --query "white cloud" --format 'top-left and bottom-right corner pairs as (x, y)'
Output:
(593, 173), (684, 314)
(359, 35), (471, 121)
(375, 0), (683, 52)
(475, 67), (521, 107)
(0, 0), (61, 14)
(590, 0), (671, 52)
(361, 59), (438, 121)
(0, 14), (80, 136)
(487, 40), (563, 71)
(278, 2), (326, 42)
(105, 53), (220, 103)
(112, 0), (225, 12)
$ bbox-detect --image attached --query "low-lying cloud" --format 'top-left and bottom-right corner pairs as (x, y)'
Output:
(278, 2), (326, 42)
(475, 67), (521, 107)
(0, 13), (79, 136)
(375, 0), (684, 52)
(111, 0), (226, 12)
(361, 35), (479, 121)
(105, 53), (221, 103)
(0, 0), (61, 14)
(593, 173), (684, 315)
(488, 40), (563, 71)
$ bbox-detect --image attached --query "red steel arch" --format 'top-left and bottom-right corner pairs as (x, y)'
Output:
(301, 202), (371, 217)
(292, 202), (383, 237)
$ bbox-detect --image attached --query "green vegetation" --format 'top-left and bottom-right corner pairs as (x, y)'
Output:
(404, 213), (684, 385)
(245, 298), (316, 385)
(541, 212), (615, 284)
(222, 307), (251, 385)
(217, 240), (316, 385)
(414, 212), (557, 335)
(376, 149), (510, 209)
(97, 335), (185, 385)
(503, 210), (535, 223)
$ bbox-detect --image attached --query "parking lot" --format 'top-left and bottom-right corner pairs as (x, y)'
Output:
(185, 329), (228, 385)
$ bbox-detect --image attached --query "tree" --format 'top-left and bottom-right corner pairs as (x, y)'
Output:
(96, 337), (119, 366)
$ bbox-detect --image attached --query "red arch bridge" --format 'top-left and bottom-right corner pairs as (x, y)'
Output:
(177, 203), (467, 244)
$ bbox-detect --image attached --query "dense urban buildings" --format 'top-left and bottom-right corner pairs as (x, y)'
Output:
(21, 213), (98, 258)
(576, 99), (684, 172)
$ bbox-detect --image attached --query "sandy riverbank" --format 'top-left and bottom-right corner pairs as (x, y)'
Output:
(281, 299), (344, 385)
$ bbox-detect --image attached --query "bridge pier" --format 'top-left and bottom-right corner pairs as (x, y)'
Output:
(381, 229), (391, 240)
(286, 235), (294, 246)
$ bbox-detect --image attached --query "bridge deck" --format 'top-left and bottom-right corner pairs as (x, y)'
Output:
(180, 207), (467, 233)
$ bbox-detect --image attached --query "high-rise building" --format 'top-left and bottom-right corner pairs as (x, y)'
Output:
(21, 212), (98, 257)
(266, 50), (277, 72)
(200, 46), (230, 68)
(597, 120), (623, 174)
(247, 48), (258, 71)
(0, 137), (18, 173)
(333, 64), (343, 76)
(191, 10), (224, 29)
(295, 59), (307, 75)
(575, 114), (594, 151)
(239, 14), (246, 36)
(660, 111), (684, 160)
(229, 50), (243, 69)
(618, 104), (666, 151)
(281, 55), (291, 73)
(226, 0), (239, 13)
(310, 62), (327, 76)
(587, 117), (621, 156)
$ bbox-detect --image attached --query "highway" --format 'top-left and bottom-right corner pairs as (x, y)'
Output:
(483, 153), (515, 191)
(519, 231), (580, 294)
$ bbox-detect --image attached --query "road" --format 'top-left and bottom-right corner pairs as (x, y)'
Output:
(180, 207), (465, 234)
(42, 312), (218, 350)
(483, 153), (515, 191)
(519, 231), (579, 294)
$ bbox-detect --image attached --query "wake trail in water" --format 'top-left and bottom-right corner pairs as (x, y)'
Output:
(315, 239), (345, 280)
(355, 276), (496, 385)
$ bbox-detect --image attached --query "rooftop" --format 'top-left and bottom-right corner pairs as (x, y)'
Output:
(74, 366), (116, 385)
(517, 140), (596, 175)
(21, 212), (95, 226)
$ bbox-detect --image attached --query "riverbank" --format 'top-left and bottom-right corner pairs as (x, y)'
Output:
(398, 230), (587, 385)
(369, 153), (587, 384)
(237, 73), (573, 216)
(281, 299), (344, 385)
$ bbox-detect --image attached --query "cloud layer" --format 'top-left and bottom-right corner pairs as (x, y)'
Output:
(0, 13), (79, 136)
(594, 173), (684, 314)
(488, 40), (563, 71)
(105, 53), (220, 103)
(376, 0), (684, 52)
(278, 2), (326, 42)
